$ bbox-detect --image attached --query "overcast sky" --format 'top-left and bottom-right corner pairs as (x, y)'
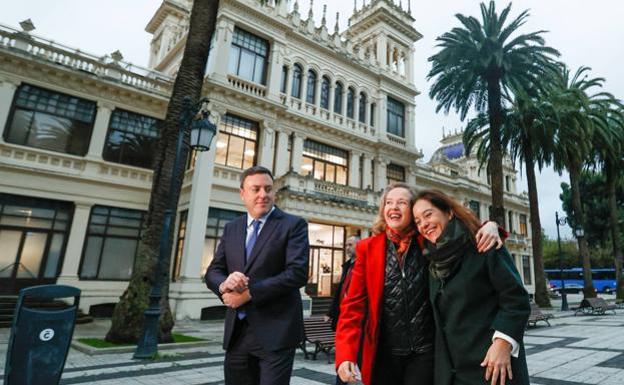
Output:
(4, 0), (623, 238)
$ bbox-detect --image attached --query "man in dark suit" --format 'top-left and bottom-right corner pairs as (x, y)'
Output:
(325, 235), (359, 331)
(205, 166), (309, 385)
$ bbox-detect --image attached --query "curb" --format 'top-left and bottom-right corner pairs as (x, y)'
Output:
(70, 339), (211, 356)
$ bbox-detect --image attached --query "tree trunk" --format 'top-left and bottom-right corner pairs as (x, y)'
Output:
(605, 160), (624, 299)
(568, 161), (596, 298)
(106, 0), (220, 343)
(486, 78), (506, 227)
(524, 143), (550, 307)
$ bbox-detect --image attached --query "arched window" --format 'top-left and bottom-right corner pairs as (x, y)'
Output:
(346, 87), (355, 119)
(291, 63), (303, 99)
(306, 70), (316, 104)
(358, 92), (367, 123)
(334, 82), (343, 114)
(320, 76), (330, 109)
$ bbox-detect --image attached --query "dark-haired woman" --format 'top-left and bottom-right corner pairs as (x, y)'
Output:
(413, 189), (530, 385)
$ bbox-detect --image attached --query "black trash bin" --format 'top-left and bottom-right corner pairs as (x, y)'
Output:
(4, 285), (81, 385)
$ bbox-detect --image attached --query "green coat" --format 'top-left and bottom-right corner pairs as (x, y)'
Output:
(429, 246), (530, 385)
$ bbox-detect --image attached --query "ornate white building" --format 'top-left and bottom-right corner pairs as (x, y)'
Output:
(0, 0), (534, 320)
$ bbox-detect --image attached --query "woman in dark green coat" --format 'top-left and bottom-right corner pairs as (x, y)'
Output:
(412, 189), (530, 385)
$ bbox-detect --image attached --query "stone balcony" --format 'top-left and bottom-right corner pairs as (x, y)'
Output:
(275, 171), (380, 207)
(507, 233), (530, 248)
(0, 23), (173, 97)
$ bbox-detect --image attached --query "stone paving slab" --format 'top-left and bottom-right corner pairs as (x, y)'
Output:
(1, 310), (623, 384)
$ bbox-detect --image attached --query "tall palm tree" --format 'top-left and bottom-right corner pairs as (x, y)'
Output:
(588, 106), (624, 299)
(106, 0), (220, 343)
(428, 0), (559, 226)
(464, 82), (560, 307)
(550, 65), (615, 298)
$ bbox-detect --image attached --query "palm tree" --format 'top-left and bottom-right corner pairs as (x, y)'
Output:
(588, 106), (624, 299)
(106, 0), (220, 343)
(464, 82), (560, 307)
(428, 0), (559, 226)
(550, 65), (616, 298)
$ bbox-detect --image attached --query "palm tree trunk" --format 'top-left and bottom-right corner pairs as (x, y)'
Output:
(605, 160), (624, 299)
(106, 0), (220, 343)
(486, 79), (506, 227)
(568, 161), (596, 298)
(523, 144), (550, 307)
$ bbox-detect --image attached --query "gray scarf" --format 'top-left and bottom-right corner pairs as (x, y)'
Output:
(422, 218), (472, 280)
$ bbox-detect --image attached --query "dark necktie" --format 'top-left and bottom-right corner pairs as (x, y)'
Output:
(245, 219), (261, 264)
(239, 219), (261, 320)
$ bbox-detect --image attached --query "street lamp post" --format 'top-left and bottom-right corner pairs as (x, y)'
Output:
(555, 211), (569, 311)
(134, 97), (217, 359)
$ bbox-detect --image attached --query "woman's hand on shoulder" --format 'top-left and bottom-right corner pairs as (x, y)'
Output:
(476, 221), (503, 253)
(481, 338), (513, 385)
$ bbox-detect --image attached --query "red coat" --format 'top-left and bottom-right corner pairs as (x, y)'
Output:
(334, 232), (389, 385)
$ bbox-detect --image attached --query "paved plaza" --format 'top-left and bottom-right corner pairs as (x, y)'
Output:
(1, 305), (623, 385)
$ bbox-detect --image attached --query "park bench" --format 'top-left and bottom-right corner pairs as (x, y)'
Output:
(299, 316), (335, 363)
(574, 297), (617, 316)
(527, 302), (554, 327)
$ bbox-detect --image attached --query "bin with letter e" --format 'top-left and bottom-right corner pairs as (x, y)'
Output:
(4, 284), (81, 385)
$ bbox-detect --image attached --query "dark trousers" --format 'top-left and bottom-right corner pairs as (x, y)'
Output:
(224, 319), (296, 385)
(371, 349), (434, 385)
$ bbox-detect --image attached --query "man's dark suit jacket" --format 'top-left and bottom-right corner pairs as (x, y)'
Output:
(205, 207), (309, 352)
(327, 257), (355, 331)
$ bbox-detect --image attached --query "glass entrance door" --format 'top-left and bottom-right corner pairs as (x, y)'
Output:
(305, 223), (345, 297)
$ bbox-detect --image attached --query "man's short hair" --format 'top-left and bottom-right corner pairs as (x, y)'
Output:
(240, 166), (274, 188)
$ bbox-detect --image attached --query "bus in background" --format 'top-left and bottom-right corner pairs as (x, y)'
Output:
(544, 268), (617, 294)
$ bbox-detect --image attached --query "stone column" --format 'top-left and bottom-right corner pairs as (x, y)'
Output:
(266, 41), (285, 102)
(284, 64), (293, 105)
(0, 77), (20, 137)
(178, 148), (217, 281)
(362, 154), (373, 189)
(258, 122), (275, 171)
(348, 152), (361, 188)
(328, 82), (336, 113)
(377, 93), (387, 137)
(376, 32), (388, 69)
(291, 133), (305, 173)
(354, 92), (360, 122)
(58, 203), (93, 282)
(300, 69), (308, 103)
(406, 104), (415, 148)
(314, 75), (322, 109)
(211, 18), (235, 83)
(406, 46), (415, 82)
(274, 129), (291, 177)
(407, 166), (417, 187)
(87, 102), (115, 159)
(365, 100), (371, 127)
(341, 87), (348, 117)
(374, 158), (388, 192)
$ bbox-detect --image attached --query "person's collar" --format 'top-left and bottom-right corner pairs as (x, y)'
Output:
(247, 205), (275, 227)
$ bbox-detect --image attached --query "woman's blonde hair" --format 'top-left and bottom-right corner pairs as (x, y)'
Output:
(371, 182), (417, 235)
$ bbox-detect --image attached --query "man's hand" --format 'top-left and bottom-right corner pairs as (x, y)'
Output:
(323, 315), (331, 323)
(219, 271), (249, 294)
(476, 221), (503, 253)
(337, 361), (361, 383)
(222, 289), (251, 309)
(481, 338), (513, 385)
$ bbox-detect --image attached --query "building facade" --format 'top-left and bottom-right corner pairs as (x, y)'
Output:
(0, 0), (534, 320)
